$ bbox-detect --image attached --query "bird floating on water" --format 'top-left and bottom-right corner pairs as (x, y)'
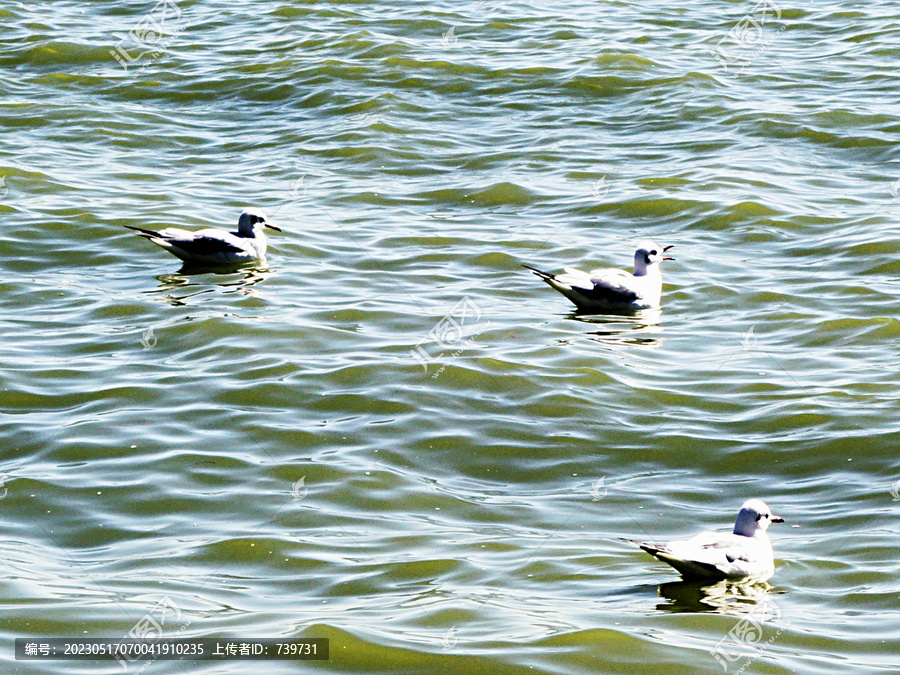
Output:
(628, 499), (784, 581)
(125, 207), (281, 266)
(524, 240), (673, 311)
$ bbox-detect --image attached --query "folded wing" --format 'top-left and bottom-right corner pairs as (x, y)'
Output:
(163, 235), (245, 256)
(584, 268), (641, 305)
(126, 225), (249, 262)
(633, 532), (772, 580)
(524, 265), (641, 309)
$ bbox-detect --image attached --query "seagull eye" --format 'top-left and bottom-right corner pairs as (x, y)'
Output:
(650, 250), (658, 256)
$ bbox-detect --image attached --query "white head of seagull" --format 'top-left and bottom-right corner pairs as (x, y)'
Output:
(523, 239), (674, 312)
(236, 207), (279, 238)
(633, 239), (675, 276)
(125, 207), (281, 266)
(733, 498), (784, 537)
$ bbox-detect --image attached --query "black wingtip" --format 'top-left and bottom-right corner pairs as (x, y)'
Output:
(124, 225), (161, 238)
(522, 264), (553, 280)
(621, 538), (659, 554)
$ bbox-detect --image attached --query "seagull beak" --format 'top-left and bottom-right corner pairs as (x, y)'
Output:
(770, 514), (784, 523)
(662, 244), (674, 261)
(264, 222), (282, 232)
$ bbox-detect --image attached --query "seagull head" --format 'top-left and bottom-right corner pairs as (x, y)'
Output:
(733, 499), (784, 537)
(633, 240), (674, 274)
(237, 207), (282, 237)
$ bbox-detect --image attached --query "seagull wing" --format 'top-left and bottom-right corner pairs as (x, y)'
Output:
(126, 225), (251, 264)
(635, 532), (772, 580)
(524, 264), (642, 310)
(689, 535), (773, 578)
(163, 234), (245, 256)
(582, 269), (641, 305)
(635, 541), (727, 580)
(553, 267), (597, 291)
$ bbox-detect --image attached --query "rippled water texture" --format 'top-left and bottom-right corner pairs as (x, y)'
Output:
(1, 0), (899, 673)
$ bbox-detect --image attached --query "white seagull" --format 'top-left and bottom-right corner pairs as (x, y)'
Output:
(629, 499), (784, 581)
(523, 240), (673, 311)
(125, 207), (281, 266)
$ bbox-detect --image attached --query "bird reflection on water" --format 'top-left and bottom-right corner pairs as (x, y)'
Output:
(152, 266), (274, 306)
(563, 308), (665, 349)
(653, 578), (784, 619)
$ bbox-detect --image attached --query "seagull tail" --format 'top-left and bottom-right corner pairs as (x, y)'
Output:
(522, 264), (555, 281)
(124, 225), (163, 239)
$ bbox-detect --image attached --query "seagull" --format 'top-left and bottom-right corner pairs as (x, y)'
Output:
(125, 207), (281, 266)
(523, 240), (673, 311)
(628, 499), (784, 581)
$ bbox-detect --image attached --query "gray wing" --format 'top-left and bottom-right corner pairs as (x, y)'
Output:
(525, 264), (642, 311)
(629, 532), (773, 580)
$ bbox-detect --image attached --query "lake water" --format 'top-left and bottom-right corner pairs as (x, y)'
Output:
(2, 0), (899, 673)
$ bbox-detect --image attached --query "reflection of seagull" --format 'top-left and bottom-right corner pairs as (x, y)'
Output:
(125, 208), (281, 265)
(523, 240), (673, 311)
(628, 499), (784, 581)
(655, 578), (780, 619)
